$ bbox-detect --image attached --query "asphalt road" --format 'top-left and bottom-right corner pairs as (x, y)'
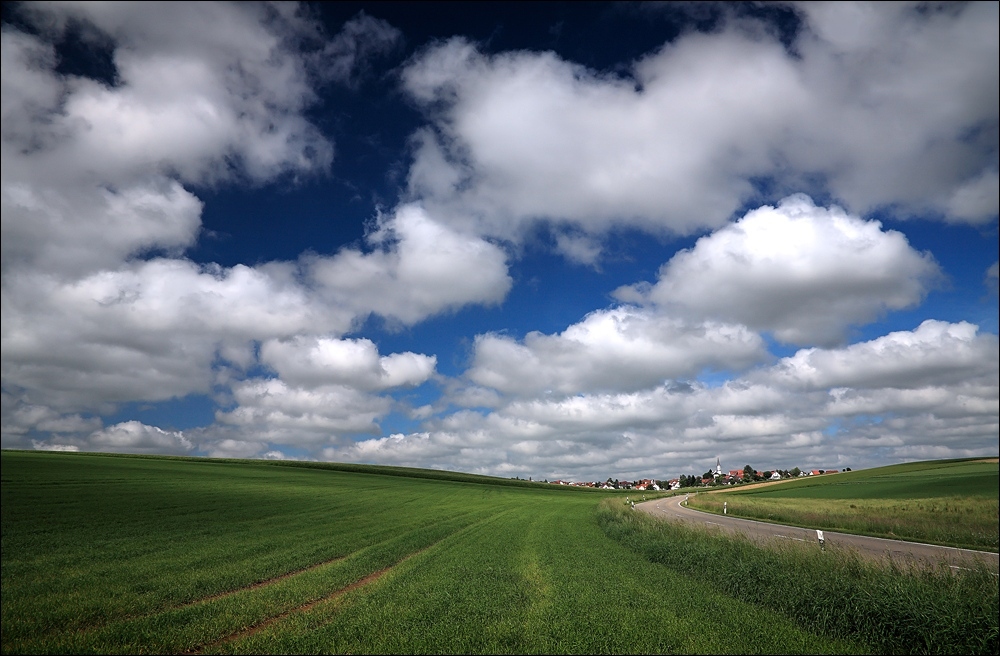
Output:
(636, 495), (999, 573)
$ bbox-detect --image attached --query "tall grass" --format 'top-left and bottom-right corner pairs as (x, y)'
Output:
(598, 500), (999, 655)
(687, 495), (999, 551)
(687, 460), (999, 551)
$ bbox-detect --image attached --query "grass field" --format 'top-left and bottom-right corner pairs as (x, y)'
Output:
(686, 459), (999, 551)
(2, 451), (997, 654)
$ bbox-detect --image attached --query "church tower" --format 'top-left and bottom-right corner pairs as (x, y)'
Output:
(715, 458), (722, 477)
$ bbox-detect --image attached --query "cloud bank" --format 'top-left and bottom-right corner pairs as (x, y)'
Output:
(402, 1), (998, 250)
(2, 2), (996, 480)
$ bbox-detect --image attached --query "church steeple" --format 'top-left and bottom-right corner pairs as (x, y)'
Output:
(715, 458), (722, 477)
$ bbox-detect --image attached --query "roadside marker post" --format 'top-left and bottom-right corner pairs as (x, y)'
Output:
(724, 501), (727, 515)
(817, 530), (825, 551)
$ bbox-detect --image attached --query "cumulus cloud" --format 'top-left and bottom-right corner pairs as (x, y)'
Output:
(1, 2), (341, 420)
(466, 305), (765, 396)
(2, 3), (995, 480)
(89, 420), (194, 455)
(211, 336), (438, 450)
(216, 378), (392, 445)
(615, 195), (941, 345)
(1, 391), (102, 440)
(0, 258), (353, 412)
(2, 3), (334, 279)
(764, 320), (999, 391)
(308, 203), (512, 325)
(202, 438), (271, 460)
(261, 336), (435, 391)
(1, 6), (514, 450)
(400, 2), (997, 250)
(337, 320), (997, 480)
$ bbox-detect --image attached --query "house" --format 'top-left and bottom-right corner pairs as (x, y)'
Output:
(770, 471), (782, 480)
(728, 469), (743, 479)
(809, 470), (823, 476)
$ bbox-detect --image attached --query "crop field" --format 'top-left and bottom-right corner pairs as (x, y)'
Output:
(2, 451), (997, 654)
(686, 459), (999, 551)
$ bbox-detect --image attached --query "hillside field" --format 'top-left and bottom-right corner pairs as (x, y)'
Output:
(2, 451), (996, 654)
(686, 459), (999, 551)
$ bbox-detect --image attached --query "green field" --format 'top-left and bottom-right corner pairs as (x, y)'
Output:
(686, 459), (999, 551)
(2, 451), (997, 654)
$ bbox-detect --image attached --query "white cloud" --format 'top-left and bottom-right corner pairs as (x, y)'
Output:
(400, 2), (997, 251)
(0, 391), (103, 442)
(215, 378), (392, 445)
(0, 258), (353, 412)
(1, 7), (513, 450)
(2, 4), (995, 480)
(308, 203), (512, 325)
(14, 1), (331, 184)
(466, 305), (765, 396)
(945, 168), (1000, 224)
(335, 321), (997, 481)
(616, 195), (941, 345)
(789, 1), (999, 222)
(1, 2), (345, 419)
(202, 438), (270, 460)
(260, 336), (436, 391)
(1, 206), (507, 417)
(31, 442), (80, 452)
(402, 35), (792, 238)
(89, 420), (194, 455)
(2, 3), (334, 279)
(765, 320), (999, 391)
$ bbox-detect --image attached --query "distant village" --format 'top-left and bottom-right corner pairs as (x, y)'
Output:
(537, 459), (851, 491)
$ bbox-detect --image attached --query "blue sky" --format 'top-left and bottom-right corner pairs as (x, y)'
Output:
(2, 2), (997, 481)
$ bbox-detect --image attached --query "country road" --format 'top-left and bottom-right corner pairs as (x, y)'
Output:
(636, 495), (999, 573)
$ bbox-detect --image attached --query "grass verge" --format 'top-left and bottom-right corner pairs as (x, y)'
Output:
(687, 460), (999, 551)
(598, 500), (999, 655)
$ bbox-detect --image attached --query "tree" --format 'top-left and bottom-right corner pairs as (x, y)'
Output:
(790, 467), (801, 477)
(743, 464), (755, 482)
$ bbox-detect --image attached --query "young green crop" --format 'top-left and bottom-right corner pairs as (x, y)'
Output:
(4, 451), (995, 654)
(210, 496), (855, 655)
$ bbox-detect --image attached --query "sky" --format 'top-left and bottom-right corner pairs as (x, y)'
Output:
(1, 1), (997, 482)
